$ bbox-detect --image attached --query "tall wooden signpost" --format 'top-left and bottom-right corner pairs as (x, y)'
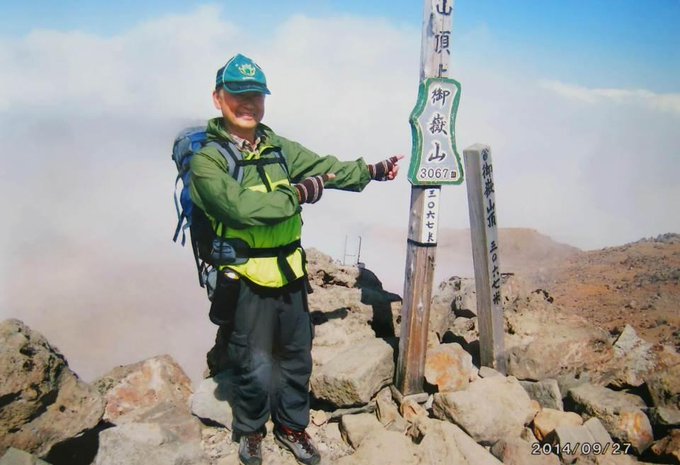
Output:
(396, 0), (464, 395)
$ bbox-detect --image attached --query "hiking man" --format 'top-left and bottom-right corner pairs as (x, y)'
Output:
(189, 53), (401, 465)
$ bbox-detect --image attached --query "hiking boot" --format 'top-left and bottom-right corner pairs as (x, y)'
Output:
(274, 425), (321, 465)
(238, 432), (263, 465)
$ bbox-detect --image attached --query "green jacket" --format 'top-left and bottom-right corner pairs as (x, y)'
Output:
(189, 117), (371, 286)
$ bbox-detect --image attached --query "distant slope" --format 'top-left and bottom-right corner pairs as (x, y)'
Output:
(364, 226), (581, 286)
(437, 227), (582, 277)
(539, 233), (680, 348)
(363, 226), (678, 348)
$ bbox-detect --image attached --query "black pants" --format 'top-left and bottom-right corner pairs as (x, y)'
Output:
(219, 278), (313, 434)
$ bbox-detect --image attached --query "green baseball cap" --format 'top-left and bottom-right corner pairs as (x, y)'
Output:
(215, 54), (271, 95)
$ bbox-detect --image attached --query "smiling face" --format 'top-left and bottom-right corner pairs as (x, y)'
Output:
(212, 88), (265, 142)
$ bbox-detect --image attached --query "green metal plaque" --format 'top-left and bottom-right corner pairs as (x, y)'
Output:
(407, 77), (463, 186)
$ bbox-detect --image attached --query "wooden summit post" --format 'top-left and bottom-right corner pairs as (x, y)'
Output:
(396, 0), (464, 395)
(464, 144), (507, 373)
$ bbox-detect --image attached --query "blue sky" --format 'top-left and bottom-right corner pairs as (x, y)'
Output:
(3, 0), (678, 92)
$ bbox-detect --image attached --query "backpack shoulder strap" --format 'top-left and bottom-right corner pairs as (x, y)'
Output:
(270, 147), (290, 180)
(206, 140), (245, 184)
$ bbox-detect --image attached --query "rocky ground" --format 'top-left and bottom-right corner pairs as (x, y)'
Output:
(1, 240), (679, 465)
(533, 233), (680, 351)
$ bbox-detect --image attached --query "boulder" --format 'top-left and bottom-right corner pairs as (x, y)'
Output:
(490, 437), (560, 465)
(532, 408), (583, 442)
(479, 366), (503, 378)
(432, 376), (534, 445)
(645, 362), (680, 410)
(0, 319), (104, 458)
(429, 278), (463, 338)
(649, 429), (680, 464)
(419, 420), (503, 465)
(308, 280), (392, 368)
(450, 279), (478, 318)
(520, 379), (564, 410)
(94, 354), (193, 424)
(608, 325), (656, 388)
(572, 453), (644, 465)
(375, 388), (408, 432)
(0, 449), (51, 465)
(450, 317), (476, 338)
(568, 383), (654, 454)
(311, 339), (394, 407)
(430, 275), (530, 339)
(306, 248), (359, 288)
(649, 406), (680, 427)
(93, 420), (209, 465)
(552, 417), (613, 463)
(336, 419), (506, 465)
(190, 371), (234, 429)
(555, 371), (592, 395)
(424, 343), (477, 392)
(506, 322), (612, 381)
(91, 354), (206, 464)
(400, 397), (429, 424)
(310, 409), (328, 427)
(339, 413), (383, 449)
(335, 429), (420, 465)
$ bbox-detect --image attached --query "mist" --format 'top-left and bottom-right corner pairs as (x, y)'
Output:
(2, 7), (678, 383)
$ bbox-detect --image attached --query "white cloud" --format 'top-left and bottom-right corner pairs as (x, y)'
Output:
(540, 80), (680, 115)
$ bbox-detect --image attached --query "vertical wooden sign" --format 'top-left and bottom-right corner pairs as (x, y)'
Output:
(463, 144), (507, 373)
(396, 0), (462, 395)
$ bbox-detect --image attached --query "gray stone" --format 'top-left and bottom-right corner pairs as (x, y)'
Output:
(506, 327), (612, 381)
(437, 421), (503, 465)
(553, 417), (613, 463)
(94, 354), (193, 425)
(190, 371), (234, 429)
(306, 248), (359, 288)
(424, 343), (477, 392)
(583, 417), (615, 445)
(451, 280), (478, 318)
(432, 376), (534, 445)
(0, 449), (51, 465)
(572, 453), (641, 465)
(479, 366), (503, 378)
(311, 339), (394, 407)
(552, 418), (648, 464)
(521, 426), (539, 443)
(0, 319), (104, 458)
(568, 383), (654, 454)
(400, 397), (429, 425)
(520, 379), (564, 410)
(649, 406), (680, 427)
(335, 429), (420, 465)
(416, 420), (469, 465)
(556, 372), (593, 400)
(613, 325), (650, 356)
(93, 421), (209, 465)
(645, 362), (680, 410)
(339, 413), (383, 449)
(608, 325), (657, 388)
(452, 317), (476, 334)
(649, 429), (680, 464)
(375, 389), (408, 432)
(532, 408), (582, 442)
(490, 437), (560, 465)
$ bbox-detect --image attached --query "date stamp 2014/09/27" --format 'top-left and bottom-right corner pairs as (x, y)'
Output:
(531, 442), (633, 456)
